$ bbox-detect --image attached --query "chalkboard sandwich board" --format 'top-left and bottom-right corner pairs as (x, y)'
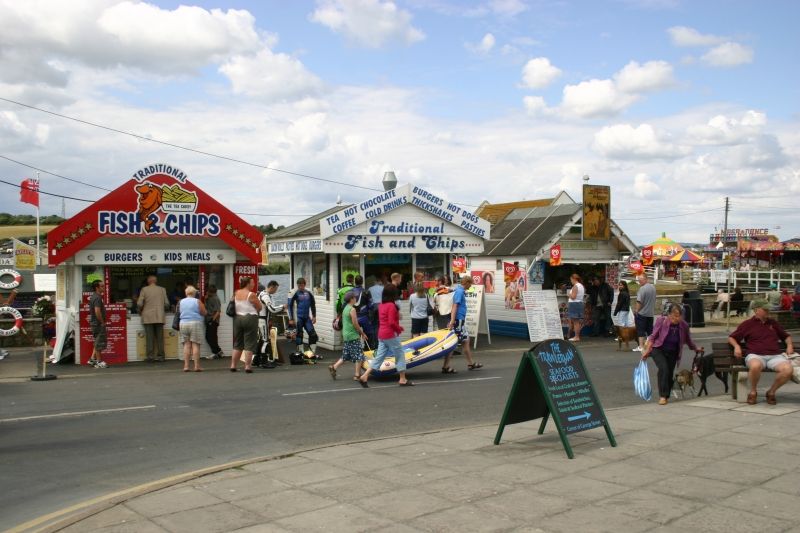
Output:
(494, 338), (616, 459)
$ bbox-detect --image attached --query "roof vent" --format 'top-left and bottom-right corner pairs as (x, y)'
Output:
(382, 171), (397, 191)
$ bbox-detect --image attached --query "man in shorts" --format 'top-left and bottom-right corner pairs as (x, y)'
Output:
(728, 299), (795, 405)
(88, 280), (108, 368)
(633, 274), (656, 352)
(442, 276), (482, 373)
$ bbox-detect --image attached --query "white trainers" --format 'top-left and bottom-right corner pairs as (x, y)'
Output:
(87, 359), (97, 367)
(632, 346), (642, 352)
(95, 361), (108, 368)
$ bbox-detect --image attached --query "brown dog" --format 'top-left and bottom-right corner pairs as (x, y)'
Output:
(616, 326), (638, 351)
(672, 369), (695, 399)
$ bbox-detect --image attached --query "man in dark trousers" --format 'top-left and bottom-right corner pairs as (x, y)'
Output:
(137, 274), (169, 362)
(589, 276), (614, 337)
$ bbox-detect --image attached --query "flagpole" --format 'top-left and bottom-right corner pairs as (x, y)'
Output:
(36, 171), (40, 266)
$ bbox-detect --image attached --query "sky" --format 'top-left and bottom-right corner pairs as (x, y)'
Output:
(0, 0), (798, 246)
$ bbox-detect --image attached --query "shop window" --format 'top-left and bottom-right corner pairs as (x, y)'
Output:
(205, 264), (226, 302)
(365, 253), (412, 299)
(312, 253), (328, 298)
(415, 254), (447, 284)
(339, 254), (360, 287)
(92, 265), (201, 316)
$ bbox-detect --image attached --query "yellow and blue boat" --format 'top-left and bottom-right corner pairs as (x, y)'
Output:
(361, 329), (459, 376)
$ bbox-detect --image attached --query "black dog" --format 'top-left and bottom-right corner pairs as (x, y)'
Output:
(692, 351), (729, 396)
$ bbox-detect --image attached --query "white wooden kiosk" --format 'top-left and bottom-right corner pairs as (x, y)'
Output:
(266, 184), (490, 351)
(470, 191), (638, 338)
(48, 164), (264, 364)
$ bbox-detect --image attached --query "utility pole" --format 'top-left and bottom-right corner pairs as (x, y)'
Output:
(724, 196), (731, 331)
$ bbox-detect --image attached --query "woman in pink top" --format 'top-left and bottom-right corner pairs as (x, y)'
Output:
(359, 284), (413, 387)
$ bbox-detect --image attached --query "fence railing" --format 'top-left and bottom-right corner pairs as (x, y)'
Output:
(678, 269), (800, 292)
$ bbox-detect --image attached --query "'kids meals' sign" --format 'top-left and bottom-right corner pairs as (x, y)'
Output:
(48, 164), (263, 266)
(319, 184), (490, 240)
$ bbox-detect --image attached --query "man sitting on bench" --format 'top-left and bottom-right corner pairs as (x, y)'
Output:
(728, 299), (796, 405)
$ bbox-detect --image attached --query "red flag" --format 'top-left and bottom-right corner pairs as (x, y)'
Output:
(20, 178), (39, 207)
(641, 245), (654, 266)
(549, 244), (562, 266)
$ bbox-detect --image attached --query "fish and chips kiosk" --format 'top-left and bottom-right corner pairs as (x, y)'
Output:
(48, 164), (263, 364)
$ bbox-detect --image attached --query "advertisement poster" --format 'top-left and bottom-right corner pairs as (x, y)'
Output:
(503, 261), (527, 310)
(464, 285), (490, 348)
(522, 290), (564, 342)
(469, 270), (496, 294)
(582, 184), (611, 240)
(605, 263), (620, 285)
(529, 260), (546, 285)
(234, 262), (258, 290)
(452, 257), (467, 274)
(13, 239), (37, 270)
(549, 244), (562, 266)
(79, 302), (127, 365)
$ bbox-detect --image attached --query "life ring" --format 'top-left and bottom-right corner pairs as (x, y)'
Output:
(0, 269), (23, 290)
(0, 306), (24, 337)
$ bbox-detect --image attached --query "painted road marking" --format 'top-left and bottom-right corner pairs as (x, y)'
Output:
(282, 376), (501, 396)
(0, 405), (157, 424)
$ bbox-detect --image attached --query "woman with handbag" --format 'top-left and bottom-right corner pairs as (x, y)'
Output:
(409, 283), (432, 338)
(231, 276), (262, 373)
(641, 303), (703, 405)
(179, 286), (207, 372)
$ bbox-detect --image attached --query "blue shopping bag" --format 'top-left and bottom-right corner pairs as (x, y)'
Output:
(633, 359), (652, 402)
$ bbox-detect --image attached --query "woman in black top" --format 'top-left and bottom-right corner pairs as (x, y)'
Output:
(613, 280), (631, 327)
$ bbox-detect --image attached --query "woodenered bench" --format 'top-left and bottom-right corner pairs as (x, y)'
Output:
(711, 339), (794, 401)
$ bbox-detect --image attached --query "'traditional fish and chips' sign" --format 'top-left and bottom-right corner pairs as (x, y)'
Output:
(319, 184), (490, 254)
(48, 165), (263, 266)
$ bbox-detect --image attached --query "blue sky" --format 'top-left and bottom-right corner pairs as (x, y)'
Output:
(0, 0), (798, 245)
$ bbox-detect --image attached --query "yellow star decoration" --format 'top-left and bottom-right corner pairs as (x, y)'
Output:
(56, 242), (63, 249)
(78, 228), (86, 235)
(63, 237), (72, 244)
(71, 232), (78, 239)
(232, 229), (240, 236)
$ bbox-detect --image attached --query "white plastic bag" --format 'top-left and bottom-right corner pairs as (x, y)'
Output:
(789, 355), (800, 384)
(633, 359), (652, 401)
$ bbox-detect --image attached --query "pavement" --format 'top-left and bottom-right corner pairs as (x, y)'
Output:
(5, 324), (800, 533)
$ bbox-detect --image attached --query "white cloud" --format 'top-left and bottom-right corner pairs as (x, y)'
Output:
(0, 1), (262, 80)
(593, 123), (690, 159)
(520, 57), (562, 89)
(686, 111), (767, 145)
(309, 0), (425, 48)
(701, 42), (754, 67)
(489, 0), (527, 16)
(466, 33), (495, 55)
(633, 173), (661, 198)
(522, 96), (549, 116)
(0, 111), (50, 147)
(667, 26), (726, 47)
(561, 79), (639, 119)
(613, 60), (674, 93)
(219, 49), (323, 101)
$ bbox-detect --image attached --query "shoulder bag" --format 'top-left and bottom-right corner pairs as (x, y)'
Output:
(226, 298), (236, 318)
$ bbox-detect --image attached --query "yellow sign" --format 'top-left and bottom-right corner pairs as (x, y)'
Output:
(582, 185), (611, 241)
(13, 239), (37, 270)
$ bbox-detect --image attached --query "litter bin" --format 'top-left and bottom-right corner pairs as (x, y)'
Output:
(682, 290), (705, 328)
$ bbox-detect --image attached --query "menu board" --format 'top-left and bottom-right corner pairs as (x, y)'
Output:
(79, 303), (128, 365)
(522, 290), (563, 343)
(463, 285), (490, 348)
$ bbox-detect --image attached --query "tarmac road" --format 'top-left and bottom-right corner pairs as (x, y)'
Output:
(0, 332), (731, 530)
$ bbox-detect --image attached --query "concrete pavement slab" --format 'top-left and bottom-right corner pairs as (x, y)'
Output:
(727, 447), (800, 470)
(663, 440), (748, 460)
(477, 461), (562, 486)
(762, 471), (800, 496)
(150, 501), (261, 533)
(56, 505), (155, 533)
(193, 472), (292, 501)
(653, 474), (743, 502)
(657, 503), (794, 532)
(407, 503), (520, 533)
(533, 475), (631, 502)
(370, 462), (458, 486)
(61, 517), (169, 533)
(365, 488), (453, 521)
(581, 460), (668, 487)
(699, 429), (774, 448)
(274, 502), (395, 532)
(232, 488), (338, 521)
(535, 503), (660, 533)
(474, 488), (573, 523)
(598, 488), (704, 525)
(267, 461), (356, 487)
(335, 450), (410, 473)
(124, 486), (225, 518)
(721, 486), (800, 522)
(732, 403), (800, 416)
(241, 456), (311, 474)
(419, 474), (513, 504)
(623, 448), (712, 474)
(302, 472), (395, 501)
(689, 460), (784, 485)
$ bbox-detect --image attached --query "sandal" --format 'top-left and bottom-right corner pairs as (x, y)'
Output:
(441, 367), (457, 374)
(328, 365), (337, 380)
(467, 363), (483, 370)
(746, 390), (757, 405)
(358, 378), (369, 388)
(766, 391), (777, 405)
(399, 381), (415, 386)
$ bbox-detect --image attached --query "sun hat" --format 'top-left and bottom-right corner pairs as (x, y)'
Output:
(750, 299), (770, 310)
